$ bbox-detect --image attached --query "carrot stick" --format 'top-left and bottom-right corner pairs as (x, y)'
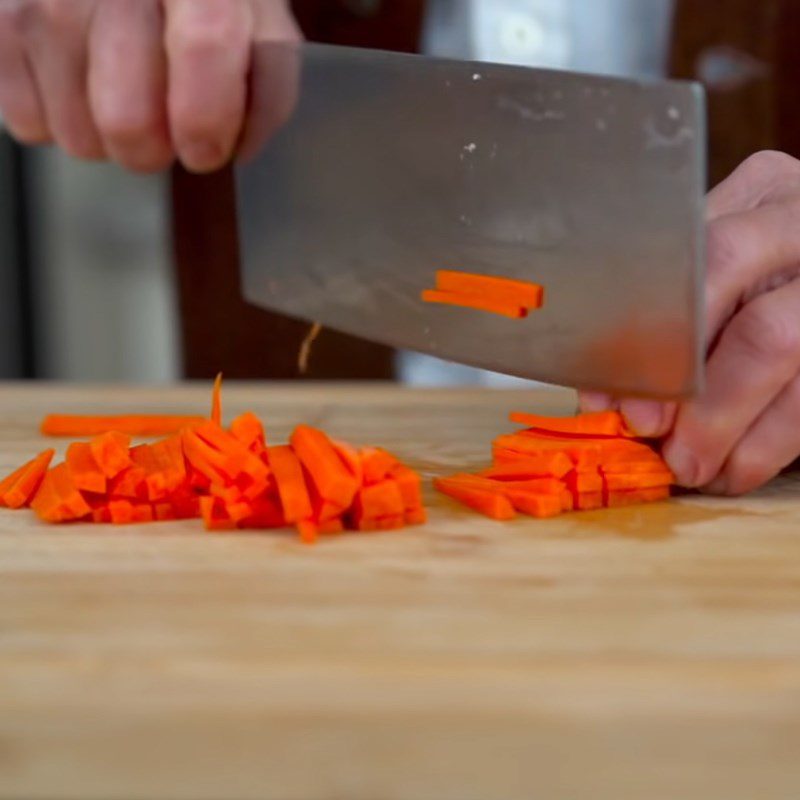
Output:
(290, 426), (358, 509)
(0, 462), (31, 505)
(268, 445), (313, 523)
(433, 477), (516, 520)
(361, 447), (399, 486)
(606, 486), (671, 507)
(480, 453), (573, 480)
(509, 411), (636, 438)
(603, 472), (674, 491)
(30, 464), (91, 522)
(421, 289), (528, 319)
(0, 449), (55, 509)
(436, 270), (544, 309)
(41, 415), (206, 437)
(230, 412), (266, 452)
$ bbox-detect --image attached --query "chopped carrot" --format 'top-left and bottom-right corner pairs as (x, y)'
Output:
(332, 440), (364, 485)
(421, 289), (528, 319)
(131, 504), (155, 523)
(0, 449), (54, 509)
(199, 496), (236, 531)
(436, 270), (544, 309)
(575, 491), (604, 511)
(361, 447), (399, 485)
(480, 453), (573, 480)
(108, 500), (134, 525)
(606, 486), (671, 507)
(291, 426), (358, 509)
(433, 477), (516, 521)
(405, 507), (428, 526)
(31, 463), (91, 522)
(230, 412), (266, 452)
(268, 445), (313, 523)
(41, 415), (206, 438)
(296, 520), (319, 544)
(65, 442), (107, 495)
(89, 431), (132, 479)
(390, 464), (423, 512)
(109, 463), (147, 500)
(352, 480), (405, 521)
(509, 411), (636, 438)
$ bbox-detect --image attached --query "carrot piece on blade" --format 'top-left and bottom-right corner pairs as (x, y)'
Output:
(421, 289), (528, 320)
(435, 270), (544, 309)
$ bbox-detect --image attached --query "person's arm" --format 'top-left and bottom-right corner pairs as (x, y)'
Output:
(0, 0), (301, 173)
(581, 150), (800, 496)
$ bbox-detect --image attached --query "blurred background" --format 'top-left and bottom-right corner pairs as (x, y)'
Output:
(0, 0), (796, 384)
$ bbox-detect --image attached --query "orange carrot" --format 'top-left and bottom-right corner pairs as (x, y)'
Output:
(108, 500), (134, 525)
(509, 411), (636, 438)
(390, 464), (423, 512)
(603, 472), (674, 491)
(31, 463), (91, 522)
(65, 442), (107, 494)
(89, 431), (132, 479)
(332, 440), (364, 485)
(41, 415), (206, 438)
(0, 449), (55, 509)
(421, 289), (528, 319)
(268, 445), (313, 523)
(361, 447), (400, 485)
(291, 425), (358, 509)
(436, 270), (543, 308)
(230, 412), (266, 452)
(480, 453), (573, 480)
(606, 486), (671, 507)
(0, 461), (31, 506)
(433, 476), (516, 521)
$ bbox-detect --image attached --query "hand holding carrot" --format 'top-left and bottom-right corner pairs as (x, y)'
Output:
(0, 0), (301, 173)
(580, 150), (800, 496)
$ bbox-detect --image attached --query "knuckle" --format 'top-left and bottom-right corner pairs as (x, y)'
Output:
(705, 217), (750, 281)
(737, 150), (800, 184)
(730, 299), (800, 362)
(96, 105), (156, 145)
(170, 5), (248, 57)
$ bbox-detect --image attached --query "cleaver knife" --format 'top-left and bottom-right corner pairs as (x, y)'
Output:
(234, 42), (706, 399)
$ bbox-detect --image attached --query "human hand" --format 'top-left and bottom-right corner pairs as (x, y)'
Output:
(0, 0), (301, 173)
(580, 150), (800, 495)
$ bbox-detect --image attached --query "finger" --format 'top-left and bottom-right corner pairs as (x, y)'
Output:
(664, 277), (800, 487)
(164, 0), (253, 173)
(24, 0), (105, 159)
(88, 0), (172, 172)
(0, 12), (50, 143)
(706, 150), (800, 221)
(237, 2), (302, 163)
(619, 399), (678, 438)
(704, 373), (800, 496)
(577, 392), (614, 413)
(705, 198), (800, 346)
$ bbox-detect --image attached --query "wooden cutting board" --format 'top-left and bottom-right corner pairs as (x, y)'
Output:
(1, 384), (799, 800)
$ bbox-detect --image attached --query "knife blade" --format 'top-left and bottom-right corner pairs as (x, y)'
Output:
(234, 42), (706, 399)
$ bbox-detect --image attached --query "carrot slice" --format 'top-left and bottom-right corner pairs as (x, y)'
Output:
(0, 461), (32, 506)
(31, 464), (91, 522)
(65, 442), (107, 495)
(211, 372), (223, 426)
(89, 431), (132, 479)
(421, 289), (528, 319)
(353, 480), (405, 521)
(0, 449), (55, 509)
(361, 447), (399, 485)
(291, 426), (358, 509)
(509, 411), (636, 438)
(480, 453), (572, 480)
(390, 464), (423, 512)
(230, 412), (266, 452)
(433, 477), (516, 520)
(40, 415), (206, 437)
(268, 445), (313, 523)
(436, 270), (544, 309)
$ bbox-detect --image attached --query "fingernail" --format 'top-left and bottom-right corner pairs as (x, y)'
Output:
(664, 441), (700, 487)
(579, 392), (613, 413)
(181, 140), (225, 172)
(621, 399), (664, 437)
(704, 475), (729, 496)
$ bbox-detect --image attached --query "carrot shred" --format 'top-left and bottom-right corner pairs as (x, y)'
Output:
(421, 289), (528, 319)
(211, 372), (223, 426)
(298, 322), (323, 376)
(436, 270), (544, 309)
(40, 414), (206, 438)
(0, 449), (55, 509)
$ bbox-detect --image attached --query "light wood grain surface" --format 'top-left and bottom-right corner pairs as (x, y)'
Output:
(1, 383), (799, 800)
